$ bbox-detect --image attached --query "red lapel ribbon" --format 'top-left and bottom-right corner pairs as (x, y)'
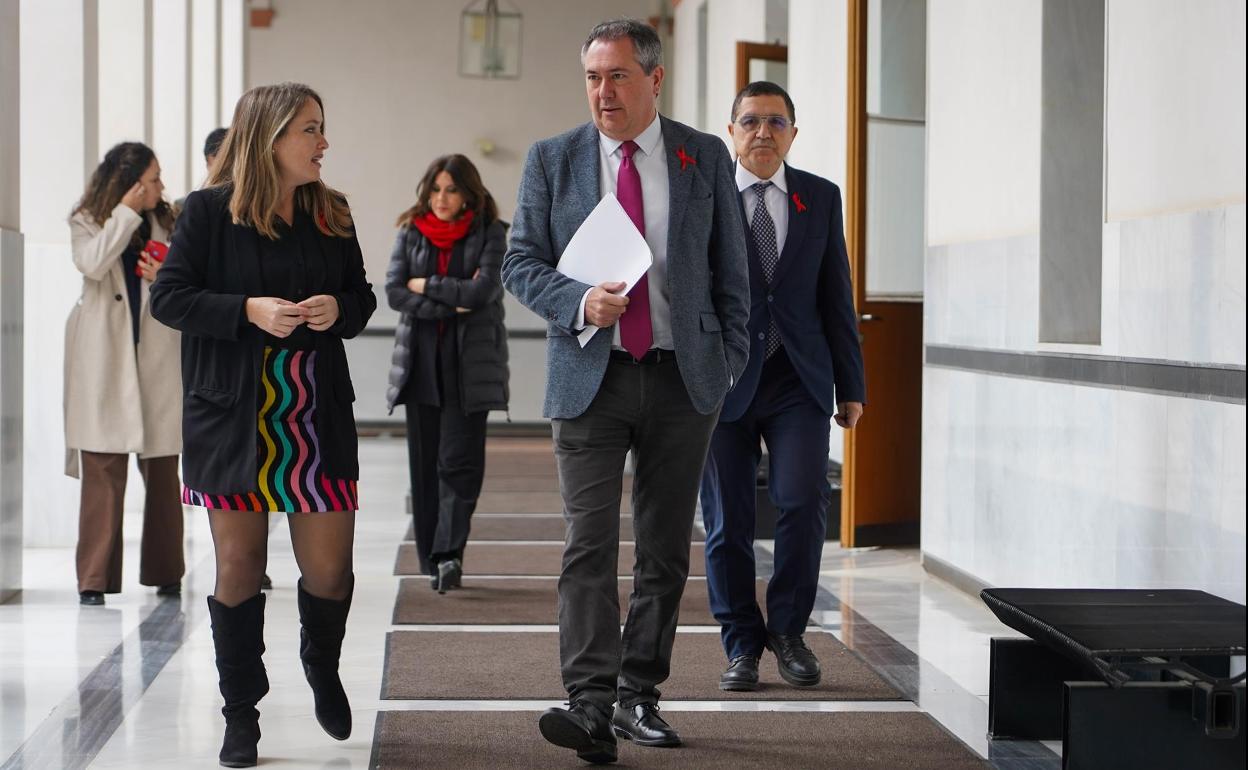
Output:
(676, 146), (697, 171)
(792, 192), (807, 213)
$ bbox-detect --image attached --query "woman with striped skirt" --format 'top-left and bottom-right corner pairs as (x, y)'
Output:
(151, 82), (375, 768)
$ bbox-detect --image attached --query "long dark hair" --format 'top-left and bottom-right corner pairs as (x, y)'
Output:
(72, 142), (174, 241)
(396, 154), (498, 227)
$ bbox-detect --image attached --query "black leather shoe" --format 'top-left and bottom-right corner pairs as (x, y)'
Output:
(719, 655), (760, 691)
(79, 591), (104, 606)
(538, 702), (617, 764)
(612, 703), (682, 748)
(156, 583), (181, 597)
(435, 559), (462, 594)
(766, 632), (821, 686)
(260, 574), (273, 591)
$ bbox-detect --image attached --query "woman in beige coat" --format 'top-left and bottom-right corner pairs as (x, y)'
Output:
(66, 141), (185, 606)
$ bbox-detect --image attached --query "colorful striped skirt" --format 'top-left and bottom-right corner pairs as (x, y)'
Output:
(182, 347), (359, 513)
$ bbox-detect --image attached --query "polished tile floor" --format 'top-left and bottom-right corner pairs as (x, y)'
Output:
(0, 438), (1058, 769)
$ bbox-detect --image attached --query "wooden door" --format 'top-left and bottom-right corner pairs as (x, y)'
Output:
(840, 0), (926, 547)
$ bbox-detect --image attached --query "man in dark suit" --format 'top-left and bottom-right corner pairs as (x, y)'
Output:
(699, 81), (866, 693)
(502, 19), (749, 764)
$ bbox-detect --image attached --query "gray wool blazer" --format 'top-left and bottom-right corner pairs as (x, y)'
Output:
(502, 115), (750, 420)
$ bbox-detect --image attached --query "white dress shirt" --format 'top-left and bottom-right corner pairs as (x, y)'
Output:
(576, 113), (672, 350)
(736, 161), (789, 255)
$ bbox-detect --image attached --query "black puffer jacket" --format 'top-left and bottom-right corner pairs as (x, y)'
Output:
(384, 219), (509, 415)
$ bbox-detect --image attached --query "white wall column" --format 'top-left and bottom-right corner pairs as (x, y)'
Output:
(190, 0), (221, 161)
(1, 0), (24, 601)
(152, 0), (192, 197)
(97, 0), (149, 151)
(786, 0), (848, 189)
(219, 0), (245, 121)
(19, 0), (99, 547)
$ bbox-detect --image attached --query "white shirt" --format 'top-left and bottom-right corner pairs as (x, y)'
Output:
(576, 113), (672, 350)
(736, 161), (789, 255)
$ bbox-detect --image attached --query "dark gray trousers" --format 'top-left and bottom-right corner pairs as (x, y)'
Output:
(552, 357), (720, 711)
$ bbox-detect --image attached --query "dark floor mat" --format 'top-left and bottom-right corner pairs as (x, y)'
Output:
(404, 514), (639, 542)
(391, 577), (780, 626)
(370, 710), (987, 769)
(394, 542), (707, 577)
(381, 630), (901, 701)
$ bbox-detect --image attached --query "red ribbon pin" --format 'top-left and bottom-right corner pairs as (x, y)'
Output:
(676, 146), (697, 171)
(792, 192), (807, 213)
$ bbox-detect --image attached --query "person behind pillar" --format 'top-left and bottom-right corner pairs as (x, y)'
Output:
(699, 81), (866, 694)
(502, 18), (750, 764)
(65, 141), (185, 606)
(174, 127), (227, 213)
(384, 154), (510, 593)
(150, 82), (376, 768)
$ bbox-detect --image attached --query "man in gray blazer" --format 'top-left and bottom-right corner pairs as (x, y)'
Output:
(502, 18), (749, 764)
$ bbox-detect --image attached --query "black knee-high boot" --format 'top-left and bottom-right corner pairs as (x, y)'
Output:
(297, 577), (353, 740)
(207, 593), (269, 768)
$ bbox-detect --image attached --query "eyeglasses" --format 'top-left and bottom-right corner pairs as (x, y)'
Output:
(735, 114), (792, 132)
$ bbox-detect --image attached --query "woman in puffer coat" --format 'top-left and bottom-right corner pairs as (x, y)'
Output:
(385, 154), (509, 593)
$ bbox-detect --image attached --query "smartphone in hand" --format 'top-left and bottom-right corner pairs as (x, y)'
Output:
(136, 240), (169, 277)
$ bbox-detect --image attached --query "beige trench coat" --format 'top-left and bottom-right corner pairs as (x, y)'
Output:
(64, 203), (182, 477)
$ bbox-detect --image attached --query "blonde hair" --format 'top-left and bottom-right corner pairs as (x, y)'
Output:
(207, 82), (352, 240)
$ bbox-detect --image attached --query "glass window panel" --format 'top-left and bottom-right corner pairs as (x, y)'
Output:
(866, 120), (925, 299)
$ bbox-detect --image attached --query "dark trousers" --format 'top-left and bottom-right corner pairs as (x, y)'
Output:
(552, 357), (719, 711)
(699, 348), (831, 659)
(76, 451), (186, 593)
(404, 401), (488, 575)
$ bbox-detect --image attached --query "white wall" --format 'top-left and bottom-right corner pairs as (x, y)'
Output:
(785, 0), (848, 191)
(96, 0), (147, 152)
(923, 1), (1247, 602)
(0, 0), (22, 601)
(1105, 0), (1246, 220)
(19, 0), (96, 547)
(926, 0), (1040, 245)
(17, 0), (231, 547)
(245, 0), (655, 326)
(671, 0), (768, 138)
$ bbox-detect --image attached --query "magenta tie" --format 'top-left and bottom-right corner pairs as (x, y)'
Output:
(616, 140), (652, 360)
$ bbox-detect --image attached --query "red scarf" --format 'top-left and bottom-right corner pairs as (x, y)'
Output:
(413, 210), (475, 276)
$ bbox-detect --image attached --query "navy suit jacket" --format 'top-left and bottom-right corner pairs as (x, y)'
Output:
(720, 164), (865, 423)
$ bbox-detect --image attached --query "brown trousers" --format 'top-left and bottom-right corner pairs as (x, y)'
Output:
(76, 451), (186, 593)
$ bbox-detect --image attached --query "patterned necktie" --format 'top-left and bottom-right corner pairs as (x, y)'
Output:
(750, 182), (781, 359)
(617, 140), (652, 360)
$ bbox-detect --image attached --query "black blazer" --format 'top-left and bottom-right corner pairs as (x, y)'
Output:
(150, 186), (376, 494)
(720, 165), (865, 422)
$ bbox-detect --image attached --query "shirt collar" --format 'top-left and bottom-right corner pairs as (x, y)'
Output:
(735, 160), (788, 194)
(599, 112), (663, 158)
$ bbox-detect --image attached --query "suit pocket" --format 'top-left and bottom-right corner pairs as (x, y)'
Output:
(700, 312), (722, 333)
(188, 387), (238, 409)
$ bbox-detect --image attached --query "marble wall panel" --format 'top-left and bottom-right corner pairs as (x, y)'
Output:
(0, 229), (22, 601)
(922, 367), (1246, 603)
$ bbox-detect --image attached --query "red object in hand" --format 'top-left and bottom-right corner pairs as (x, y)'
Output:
(136, 240), (168, 277)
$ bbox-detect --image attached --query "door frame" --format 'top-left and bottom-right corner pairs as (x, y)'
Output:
(735, 42), (788, 91)
(841, 0), (868, 545)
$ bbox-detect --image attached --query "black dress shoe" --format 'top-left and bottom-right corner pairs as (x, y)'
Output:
(538, 702), (617, 764)
(156, 583), (181, 597)
(435, 559), (462, 594)
(612, 703), (682, 748)
(766, 632), (821, 686)
(79, 591), (104, 606)
(719, 655), (760, 691)
(260, 573), (273, 591)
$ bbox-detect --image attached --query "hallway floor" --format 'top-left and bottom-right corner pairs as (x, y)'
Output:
(0, 437), (1059, 769)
